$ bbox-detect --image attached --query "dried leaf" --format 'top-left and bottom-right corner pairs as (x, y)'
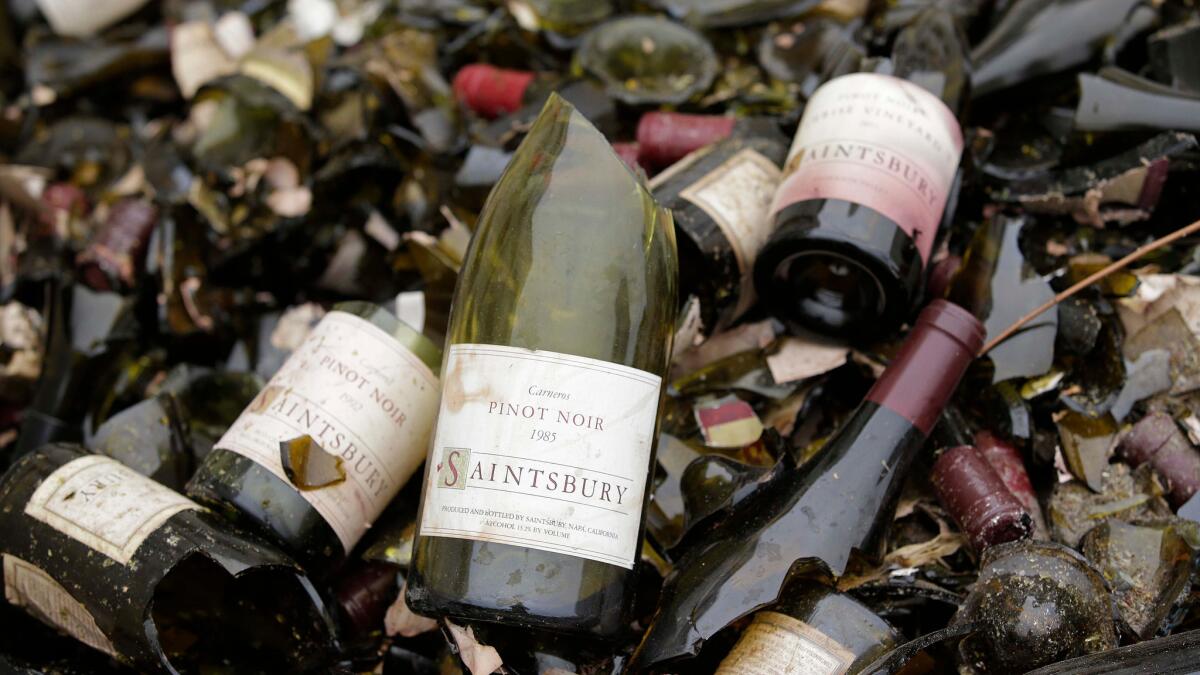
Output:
(765, 334), (849, 384)
(384, 582), (438, 638)
(214, 12), (256, 60)
(444, 619), (504, 675)
(172, 22), (238, 99)
(36, 0), (149, 37)
(1118, 274), (1200, 338)
(673, 319), (778, 376)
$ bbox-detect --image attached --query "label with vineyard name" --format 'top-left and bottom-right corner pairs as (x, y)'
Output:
(772, 72), (963, 263)
(215, 310), (440, 552)
(24, 454), (200, 565)
(419, 344), (662, 569)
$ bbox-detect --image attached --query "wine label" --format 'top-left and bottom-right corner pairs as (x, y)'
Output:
(715, 611), (855, 675)
(24, 455), (200, 565)
(680, 148), (783, 316)
(215, 311), (440, 553)
(3, 554), (117, 658)
(772, 72), (964, 263)
(418, 344), (662, 569)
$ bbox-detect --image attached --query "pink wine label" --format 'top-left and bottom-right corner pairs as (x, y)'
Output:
(771, 73), (964, 263)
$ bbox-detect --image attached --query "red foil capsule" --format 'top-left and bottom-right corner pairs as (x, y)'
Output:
(452, 64), (536, 119)
(76, 198), (159, 292)
(1118, 412), (1200, 508)
(926, 254), (962, 300)
(36, 183), (88, 237)
(932, 444), (1033, 553)
(334, 561), (401, 637)
(975, 431), (1047, 539)
(636, 112), (736, 168)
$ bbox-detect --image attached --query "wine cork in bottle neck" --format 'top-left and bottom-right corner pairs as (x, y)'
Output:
(866, 300), (984, 435)
(636, 112), (736, 167)
(452, 64), (536, 119)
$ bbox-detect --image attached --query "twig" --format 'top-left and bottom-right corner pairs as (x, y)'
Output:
(979, 217), (1200, 357)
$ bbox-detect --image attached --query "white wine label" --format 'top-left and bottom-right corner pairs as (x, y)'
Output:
(418, 344), (663, 569)
(715, 611), (855, 675)
(3, 554), (117, 658)
(772, 72), (964, 264)
(24, 455), (200, 565)
(215, 310), (440, 553)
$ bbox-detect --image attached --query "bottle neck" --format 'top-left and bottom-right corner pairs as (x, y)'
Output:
(865, 302), (982, 436)
(636, 112), (736, 167)
(452, 64), (536, 119)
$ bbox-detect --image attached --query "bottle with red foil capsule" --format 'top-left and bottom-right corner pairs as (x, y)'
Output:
(635, 112), (792, 170)
(754, 7), (970, 339)
(452, 64), (547, 120)
(649, 121), (789, 332)
(631, 299), (985, 667)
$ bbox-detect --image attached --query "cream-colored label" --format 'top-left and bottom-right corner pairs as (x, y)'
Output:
(681, 148), (782, 317)
(418, 344), (662, 569)
(772, 72), (963, 263)
(3, 554), (117, 657)
(681, 148), (782, 277)
(25, 455), (200, 565)
(216, 310), (440, 552)
(716, 611), (855, 675)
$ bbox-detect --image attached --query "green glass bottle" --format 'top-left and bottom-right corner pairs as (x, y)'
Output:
(186, 302), (441, 576)
(407, 93), (677, 637)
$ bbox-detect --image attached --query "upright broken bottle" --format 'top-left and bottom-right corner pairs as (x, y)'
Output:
(407, 93), (678, 637)
(754, 8), (969, 338)
(632, 299), (984, 666)
(186, 302), (442, 576)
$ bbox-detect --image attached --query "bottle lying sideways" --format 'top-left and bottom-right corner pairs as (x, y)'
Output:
(0, 444), (337, 673)
(186, 301), (441, 577)
(632, 299), (984, 667)
(755, 8), (969, 339)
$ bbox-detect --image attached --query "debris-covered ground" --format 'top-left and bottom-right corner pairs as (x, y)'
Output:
(2, 0), (1200, 673)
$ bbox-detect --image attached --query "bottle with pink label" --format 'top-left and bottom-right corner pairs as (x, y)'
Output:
(753, 7), (969, 339)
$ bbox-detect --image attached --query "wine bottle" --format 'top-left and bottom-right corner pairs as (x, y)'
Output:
(636, 112), (737, 169)
(75, 197), (158, 293)
(506, 0), (613, 45)
(715, 581), (900, 674)
(970, 0), (1151, 97)
(1074, 68), (1200, 134)
(0, 444), (337, 672)
(87, 391), (192, 491)
(635, 113), (807, 171)
(575, 16), (718, 106)
(954, 540), (1118, 672)
(754, 8), (968, 338)
(631, 299), (983, 667)
(650, 124), (788, 332)
(186, 301), (441, 576)
(757, 15), (865, 100)
(1024, 629), (1200, 675)
(452, 64), (544, 120)
(407, 93), (677, 638)
(647, 0), (821, 28)
(944, 213), (1057, 383)
(11, 281), (139, 461)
